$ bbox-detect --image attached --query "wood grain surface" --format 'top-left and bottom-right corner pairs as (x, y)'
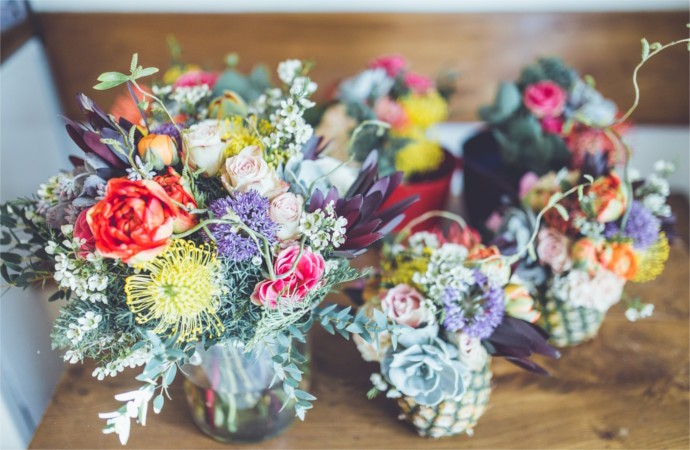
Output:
(36, 11), (689, 125)
(30, 198), (690, 449)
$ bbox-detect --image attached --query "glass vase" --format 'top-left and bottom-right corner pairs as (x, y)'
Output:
(182, 338), (310, 444)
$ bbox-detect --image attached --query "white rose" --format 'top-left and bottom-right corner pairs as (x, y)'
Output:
(183, 119), (227, 177)
(448, 332), (489, 372)
(270, 192), (303, 241)
(290, 156), (358, 195)
(221, 146), (288, 200)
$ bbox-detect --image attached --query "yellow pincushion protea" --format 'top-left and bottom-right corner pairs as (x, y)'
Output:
(394, 139), (445, 177)
(125, 240), (224, 342)
(399, 91), (449, 129)
(633, 232), (670, 283)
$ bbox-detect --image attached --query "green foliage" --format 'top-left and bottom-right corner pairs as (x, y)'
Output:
(93, 53), (159, 91)
(0, 200), (56, 288)
(517, 56), (578, 90)
(212, 65), (273, 103)
(479, 81), (522, 125)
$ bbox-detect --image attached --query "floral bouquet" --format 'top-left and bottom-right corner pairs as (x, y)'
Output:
(315, 55), (456, 230)
(463, 56), (627, 229)
(491, 162), (674, 346)
(0, 55), (414, 444)
(351, 212), (558, 438)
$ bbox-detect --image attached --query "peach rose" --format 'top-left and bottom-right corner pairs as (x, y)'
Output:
(373, 97), (409, 131)
(270, 192), (303, 241)
(381, 284), (427, 328)
(221, 146), (288, 200)
(523, 81), (567, 118)
(571, 237), (602, 275)
(536, 228), (572, 274)
(86, 178), (178, 265)
(251, 246), (325, 309)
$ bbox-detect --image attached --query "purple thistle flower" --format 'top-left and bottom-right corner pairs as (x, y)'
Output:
(604, 201), (660, 250)
(151, 122), (182, 148)
(442, 270), (505, 339)
(208, 191), (278, 261)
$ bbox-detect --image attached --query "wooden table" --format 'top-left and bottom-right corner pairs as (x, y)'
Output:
(30, 207), (690, 449)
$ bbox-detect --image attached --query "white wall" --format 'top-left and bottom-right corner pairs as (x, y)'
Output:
(0, 38), (71, 450)
(29, 0), (689, 12)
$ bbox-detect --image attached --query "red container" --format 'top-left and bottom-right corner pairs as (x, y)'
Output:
(382, 150), (456, 232)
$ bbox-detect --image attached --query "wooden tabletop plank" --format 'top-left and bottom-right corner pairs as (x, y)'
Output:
(29, 236), (689, 449)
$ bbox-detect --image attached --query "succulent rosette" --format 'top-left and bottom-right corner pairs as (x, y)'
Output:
(1, 55), (415, 445)
(351, 217), (558, 438)
(490, 161), (674, 346)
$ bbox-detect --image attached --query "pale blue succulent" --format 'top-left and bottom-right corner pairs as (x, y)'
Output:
(381, 325), (466, 406)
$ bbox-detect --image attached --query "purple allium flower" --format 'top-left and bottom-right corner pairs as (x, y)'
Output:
(208, 191), (278, 261)
(442, 270), (505, 339)
(604, 201), (660, 250)
(151, 122), (182, 148)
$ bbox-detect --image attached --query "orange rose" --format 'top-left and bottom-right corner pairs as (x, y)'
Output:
(599, 242), (638, 280)
(137, 134), (179, 170)
(153, 168), (198, 233)
(86, 178), (179, 264)
(587, 173), (628, 223)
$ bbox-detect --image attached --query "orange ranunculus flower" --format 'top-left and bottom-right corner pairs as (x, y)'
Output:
(587, 173), (628, 223)
(468, 244), (500, 261)
(153, 167), (198, 233)
(599, 242), (638, 280)
(137, 134), (179, 171)
(86, 178), (179, 265)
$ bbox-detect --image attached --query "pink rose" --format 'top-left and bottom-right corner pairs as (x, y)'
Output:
(373, 97), (409, 130)
(221, 146), (288, 200)
(73, 209), (96, 258)
(536, 228), (572, 274)
(523, 81), (567, 118)
(368, 55), (407, 77)
(381, 284), (426, 328)
(270, 192), (303, 241)
(251, 246), (325, 309)
(540, 116), (564, 134)
(404, 72), (434, 94)
(173, 70), (218, 89)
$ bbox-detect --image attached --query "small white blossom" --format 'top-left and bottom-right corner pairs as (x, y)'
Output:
(78, 311), (102, 331)
(277, 59), (303, 84)
(66, 323), (84, 344)
(625, 303), (654, 322)
(370, 373), (388, 391)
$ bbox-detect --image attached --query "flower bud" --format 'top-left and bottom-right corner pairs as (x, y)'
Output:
(137, 134), (178, 170)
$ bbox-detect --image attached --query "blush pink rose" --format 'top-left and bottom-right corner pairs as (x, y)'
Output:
(373, 97), (409, 130)
(381, 284), (427, 328)
(404, 72), (434, 94)
(523, 81), (567, 118)
(518, 172), (540, 200)
(251, 246), (325, 309)
(270, 192), (303, 241)
(536, 228), (572, 274)
(173, 70), (219, 89)
(368, 55), (407, 77)
(221, 146), (288, 200)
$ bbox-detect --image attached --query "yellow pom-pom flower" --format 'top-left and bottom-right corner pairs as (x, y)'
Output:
(222, 117), (266, 159)
(633, 232), (670, 283)
(125, 240), (224, 342)
(381, 252), (431, 288)
(399, 91), (449, 130)
(394, 139), (445, 177)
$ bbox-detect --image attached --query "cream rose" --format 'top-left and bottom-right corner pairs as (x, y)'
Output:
(381, 284), (427, 328)
(183, 119), (227, 177)
(536, 228), (572, 274)
(221, 146), (288, 200)
(270, 192), (303, 241)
